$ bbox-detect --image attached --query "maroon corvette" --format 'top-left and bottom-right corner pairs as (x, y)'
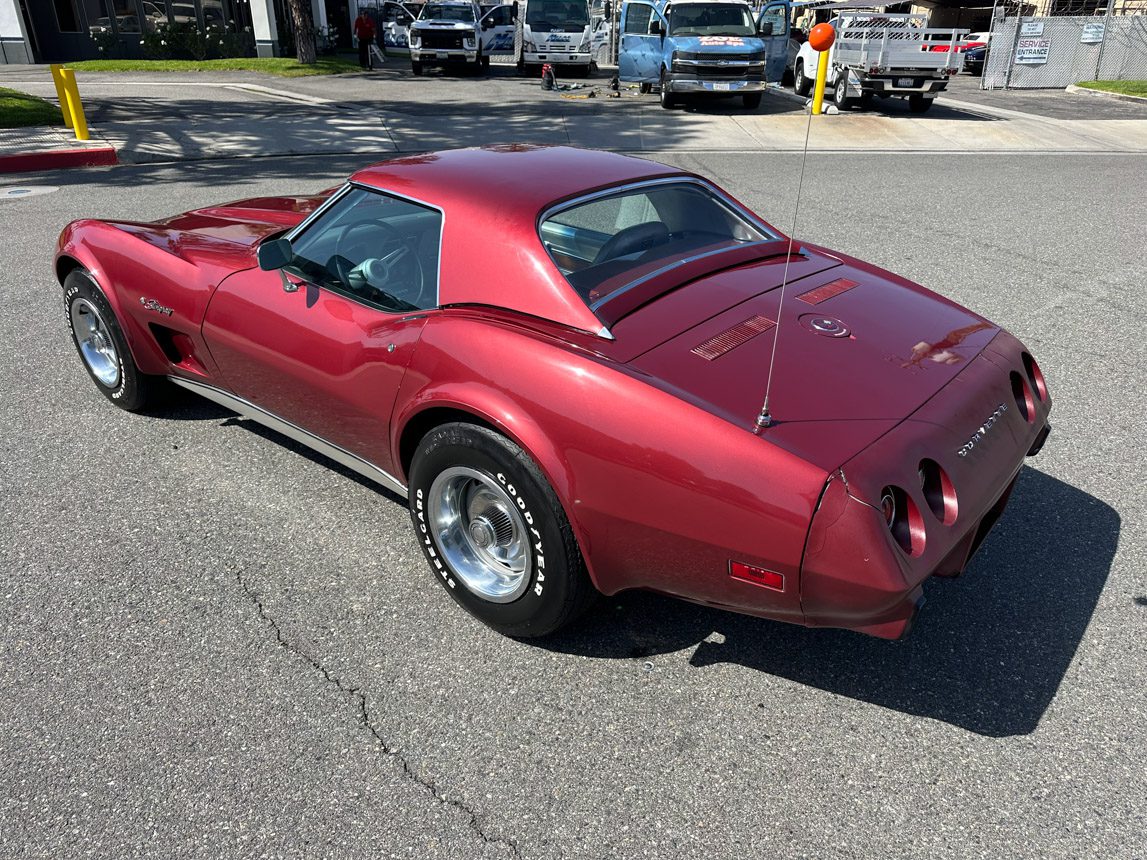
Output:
(55, 146), (1050, 640)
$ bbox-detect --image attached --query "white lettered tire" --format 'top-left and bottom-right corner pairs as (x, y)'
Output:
(63, 269), (158, 412)
(409, 422), (596, 637)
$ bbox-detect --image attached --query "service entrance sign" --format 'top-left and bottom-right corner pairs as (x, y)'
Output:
(1015, 37), (1051, 64)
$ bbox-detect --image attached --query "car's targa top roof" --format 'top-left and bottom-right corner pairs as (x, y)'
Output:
(350, 146), (680, 222)
(349, 146), (686, 336)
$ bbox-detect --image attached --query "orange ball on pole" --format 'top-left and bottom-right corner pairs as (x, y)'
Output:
(808, 23), (835, 52)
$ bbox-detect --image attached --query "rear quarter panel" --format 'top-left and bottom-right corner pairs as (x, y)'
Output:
(394, 311), (828, 621)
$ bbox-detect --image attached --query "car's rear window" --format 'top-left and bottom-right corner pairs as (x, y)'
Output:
(539, 181), (773, 308)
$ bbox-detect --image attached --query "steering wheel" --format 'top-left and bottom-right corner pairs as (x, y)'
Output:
(332, 219), (427, 307)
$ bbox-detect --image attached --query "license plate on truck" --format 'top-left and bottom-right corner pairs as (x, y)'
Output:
(896, 77), (915, 87)
(711, 82), (731, 91)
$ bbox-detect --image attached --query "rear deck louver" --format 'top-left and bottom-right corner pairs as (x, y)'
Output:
(691, 314), (776, 360)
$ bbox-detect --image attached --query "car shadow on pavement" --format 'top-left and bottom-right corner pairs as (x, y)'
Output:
(539, 466), (1118, 737)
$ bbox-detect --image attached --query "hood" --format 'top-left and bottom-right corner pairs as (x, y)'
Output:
(615, 246), (998, 471)
(103, 194), (329, 268)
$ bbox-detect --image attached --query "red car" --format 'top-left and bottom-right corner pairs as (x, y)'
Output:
(55, 146), (1051, 640)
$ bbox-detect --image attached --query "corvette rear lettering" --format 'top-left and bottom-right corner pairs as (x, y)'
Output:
(957, 403), (1008, 457)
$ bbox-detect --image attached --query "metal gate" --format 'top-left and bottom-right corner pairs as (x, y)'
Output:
(983, 7), (1147, 88)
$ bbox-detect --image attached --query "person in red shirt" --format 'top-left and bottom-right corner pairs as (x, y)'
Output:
(354, 12), (377, 68)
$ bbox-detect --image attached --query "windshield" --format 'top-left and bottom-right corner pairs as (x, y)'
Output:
(421, 4), (475, 21)
(539, 181), (773, 308)
(668, 3), (755, 37)
(526, 0), (589, 32)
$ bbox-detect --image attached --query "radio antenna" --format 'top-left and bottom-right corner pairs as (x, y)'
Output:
(755, 24), (835, 434)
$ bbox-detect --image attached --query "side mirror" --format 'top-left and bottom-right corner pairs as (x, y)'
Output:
(650, 19), (664, 36)
(258, 237), (293, 271)
(481, 18), (491, 28)
(758, 21), (774, 36)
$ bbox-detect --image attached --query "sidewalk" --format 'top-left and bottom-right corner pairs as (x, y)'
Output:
(1, 62), (1145, 173)
(0, 124), (117, 173)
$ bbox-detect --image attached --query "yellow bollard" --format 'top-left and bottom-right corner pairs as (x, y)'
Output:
(811, 50), (829, 116)
(807, 23), (836, 117)
(59, 68), (90, 142)
(49, 64), (73, 129)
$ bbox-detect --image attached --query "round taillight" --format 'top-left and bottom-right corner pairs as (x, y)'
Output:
(880, 485), (926, 557)
(1022, 352), (1047, 401)
(919, 458), (958, 526)
(1011, 371), (1035, 423)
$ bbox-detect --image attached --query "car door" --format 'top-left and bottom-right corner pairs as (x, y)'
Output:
(619, 1), (659, 82)
(756, 0), (789, 82)
(479, 3), (516, 55)
(201, 186), (443, 478)
(381, 0), (415, 56)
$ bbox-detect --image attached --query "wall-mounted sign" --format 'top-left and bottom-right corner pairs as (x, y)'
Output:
(1015, 37), (1051, 63)
(1020, 21), (1044, 36)
(1081, 22), (1105, 43)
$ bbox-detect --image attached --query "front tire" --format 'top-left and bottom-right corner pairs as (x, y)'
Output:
(63, 269), (157, 412)
(659, 69), (677, 109)
(409, 423), (596, 638)
(794, 60), (811, 96)
(833, 73), (855, 110)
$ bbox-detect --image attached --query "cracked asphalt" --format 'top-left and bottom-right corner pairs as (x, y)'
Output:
(1, 148), (1144, 859)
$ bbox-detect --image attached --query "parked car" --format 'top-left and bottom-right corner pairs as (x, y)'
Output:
(54, 146), (1051, 641)
(964, 42), (987, 75)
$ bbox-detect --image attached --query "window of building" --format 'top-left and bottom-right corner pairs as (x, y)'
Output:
(53, 0), (82, 32)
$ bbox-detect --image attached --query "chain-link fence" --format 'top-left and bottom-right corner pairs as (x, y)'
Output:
(983, 10), (1147, 88)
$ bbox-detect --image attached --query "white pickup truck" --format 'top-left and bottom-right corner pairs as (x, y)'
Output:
(793, 13), (964, 113)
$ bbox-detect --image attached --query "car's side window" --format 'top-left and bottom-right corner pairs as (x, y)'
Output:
(287, 187), (441, 313)
(623, 3), (652, 34)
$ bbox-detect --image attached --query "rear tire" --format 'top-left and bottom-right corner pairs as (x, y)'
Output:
(742, 92), (762, 109)
(908, 94), (934, 113)
(63, 269), (158, 413)
(794, 60), (811, 96)
(409, 423), (596, 638)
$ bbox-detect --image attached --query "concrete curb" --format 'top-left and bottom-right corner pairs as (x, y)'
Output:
(0, 145), (117, 174)
(1065, 83), (1147, 105)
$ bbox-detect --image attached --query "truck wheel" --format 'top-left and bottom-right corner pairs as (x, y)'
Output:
(659, 70), (677, 109)
(409, 422), (597, 638)
(794, 60), (811, 96)
(908, 94), (934, 113)
(480, 53), (490, 72)
(742, 92), (762, 109)
(411, 60), (423, 76)
(833, 73), (854, 109)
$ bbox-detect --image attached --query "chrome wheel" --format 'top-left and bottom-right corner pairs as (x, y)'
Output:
(70, 297), (120, 388)
(428, 466), (532, 603)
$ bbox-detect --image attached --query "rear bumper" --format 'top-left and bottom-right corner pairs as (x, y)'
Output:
(857, 73), (949, 96)
(800, 331), (1052, 639)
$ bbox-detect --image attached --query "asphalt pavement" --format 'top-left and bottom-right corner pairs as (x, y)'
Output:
(1, 142), (1145, 858)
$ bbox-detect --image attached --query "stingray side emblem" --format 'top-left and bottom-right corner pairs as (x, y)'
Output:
(140, 297), (173, 316)
(957, 403), (1008, 458)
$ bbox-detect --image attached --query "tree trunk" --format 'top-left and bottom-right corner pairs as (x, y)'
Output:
(286, 0), (317, 64)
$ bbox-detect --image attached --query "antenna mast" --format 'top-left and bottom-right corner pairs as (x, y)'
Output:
(755, 22), (835, 433)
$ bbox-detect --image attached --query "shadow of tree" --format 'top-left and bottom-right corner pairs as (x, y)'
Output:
(537, 467), (1117, 738)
